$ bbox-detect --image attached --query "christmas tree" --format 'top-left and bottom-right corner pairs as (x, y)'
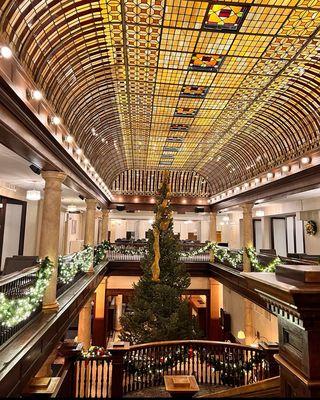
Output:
(120, 172), (200, 344)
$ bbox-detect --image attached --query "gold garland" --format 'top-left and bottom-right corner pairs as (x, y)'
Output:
(151, 170), (172, 281)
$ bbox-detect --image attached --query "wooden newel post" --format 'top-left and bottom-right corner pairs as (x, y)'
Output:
(107, 342), (130, 398)
(258, 342), (279, 378)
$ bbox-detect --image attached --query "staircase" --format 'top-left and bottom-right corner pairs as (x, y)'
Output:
(203, 376), (280, 398)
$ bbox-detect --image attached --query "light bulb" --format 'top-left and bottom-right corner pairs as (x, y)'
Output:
(267, 172), (274, 179)
(65, 135), (74, 143)
(32, 90), (42, 101)
(301, 156), (311, 165)
(0, 46), (12, 59)
(75, 148), (82, 155)
(281, 165), (290, 173)
(51, 116), (60, 125)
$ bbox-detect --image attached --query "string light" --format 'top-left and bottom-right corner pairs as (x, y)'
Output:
(0, 258), (53, 328)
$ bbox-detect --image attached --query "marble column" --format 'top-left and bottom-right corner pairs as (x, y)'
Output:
(209, 278), (223, 340)
(209, 211), (217, 242)
(115, 294), (123, 331)
(261, 216), (272, 250)
(39, 171), (66, 310)
(242, 203), (254, 272)
(84, 198), (97, 272)
(244, 298), (255, 345)
(77, 297), (92, 350)
(101, 208), (109, 242)
(92, 278), (107, 346)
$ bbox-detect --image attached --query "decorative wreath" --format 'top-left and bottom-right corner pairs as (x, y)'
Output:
(305, 220), (317, 236)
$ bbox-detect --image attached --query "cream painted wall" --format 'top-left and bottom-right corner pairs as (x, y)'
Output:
(23, 201), (40, 256)
(218, 211), (242, 248)
(223, 287), (279, 343)
(109, 211), (211, 242)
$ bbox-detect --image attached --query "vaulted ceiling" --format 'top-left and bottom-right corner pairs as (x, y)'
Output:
(1, 0), (320, 197)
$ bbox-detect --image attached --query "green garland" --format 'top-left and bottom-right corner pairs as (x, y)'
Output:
(58, 246), (93, 284)
(98, 240), (280, 273)
(0, 257), (53, 328)
(246, 247), (281, 272)
(214, 246), (243, 269)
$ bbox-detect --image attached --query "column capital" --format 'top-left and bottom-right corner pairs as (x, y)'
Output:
(102, 208), (110, 216)
(85, 198), (98, 210)
(241, 202), (254, 213)
(41, 171), (67, 182)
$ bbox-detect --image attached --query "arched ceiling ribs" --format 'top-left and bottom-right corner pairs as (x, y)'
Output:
(1, 1), (320, 196)
(111, 169), (212, 197)
(35, 34), (107, 83)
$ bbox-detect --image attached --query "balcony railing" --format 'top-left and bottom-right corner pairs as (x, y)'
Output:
(106, 250), (211, 262)
(0, 265), (41, 346)
(0, 247), (107, 348)
(73, 340), (278, 398)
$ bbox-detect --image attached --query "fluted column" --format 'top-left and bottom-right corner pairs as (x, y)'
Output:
(209, 211), (217, 242)
(39, 171), (66, 310)
(85, 198), (97, 272)
(242, 203), (254, 272)
(101, 208), (109, 242)
(77, 297), (92, 350)
(115, 295), (123, 331)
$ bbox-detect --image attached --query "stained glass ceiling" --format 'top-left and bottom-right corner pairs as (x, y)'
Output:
(1, 0), (320, 196)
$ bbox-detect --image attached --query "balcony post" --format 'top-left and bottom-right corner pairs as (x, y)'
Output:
(39, 171), (66, 311)
(107, 342), (130, 398)
(241, 203), (254, 272)
(84, 198), (97, 272)
(101, 208), (109, 242)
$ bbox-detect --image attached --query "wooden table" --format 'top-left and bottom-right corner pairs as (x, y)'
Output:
(164, 375), (199, 398)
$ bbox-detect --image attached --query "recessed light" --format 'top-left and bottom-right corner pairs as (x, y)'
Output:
(301, 156), (311, 165)
(0, 46), (12, 59)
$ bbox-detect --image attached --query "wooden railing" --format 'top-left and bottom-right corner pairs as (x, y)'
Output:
(74, 356), (112, 398)
(73, 340), (278, 398)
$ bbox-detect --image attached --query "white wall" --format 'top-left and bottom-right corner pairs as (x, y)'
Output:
(1, 203), (22, 269)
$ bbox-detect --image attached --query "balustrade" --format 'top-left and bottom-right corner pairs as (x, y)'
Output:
(72, 340), (277, 398)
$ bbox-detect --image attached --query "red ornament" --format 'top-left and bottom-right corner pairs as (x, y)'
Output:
(188, 347), (194, 359)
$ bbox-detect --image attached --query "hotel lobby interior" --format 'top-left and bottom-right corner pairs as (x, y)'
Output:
(0, 0), (320, 398)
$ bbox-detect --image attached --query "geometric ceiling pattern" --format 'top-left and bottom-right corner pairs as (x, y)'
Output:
(111, 170), (211, 197)
(1, 0), (320, 196)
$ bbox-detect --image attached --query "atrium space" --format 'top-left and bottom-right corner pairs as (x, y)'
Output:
(0, 0), (320, 398)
